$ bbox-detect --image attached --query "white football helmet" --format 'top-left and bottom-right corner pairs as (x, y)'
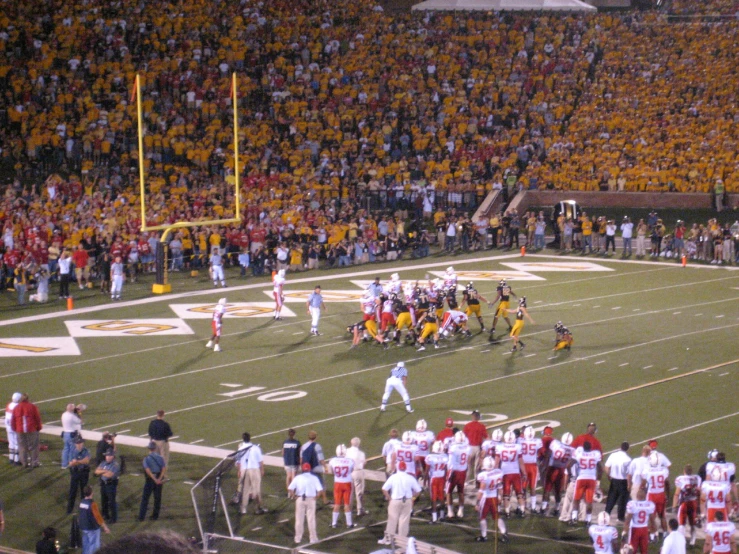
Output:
(454, 431), (465, 444)
(391, 273), (399, 281)
(397, 361), (405, 368)
(491, 429), (503, 442)
(431, 441), (443, 454)
(597, 511), (610, 526)
(482, 456), (495, 471)
(523, 426), (535, 440)
(649, 452), (659, 467)
(446, 266), (454, 274)
(434, 278), (442, 288)
(278, 269), (286, 278)
(416, 419), (427, 433)
(503, 431), (516, 444)
(620, 545), (635, 554)
(561, 432), (573, 446)
(402, 431), (413, 445)
(710, 467), (722, 481)
(218, 298), (227, 306)
(336, 444), (347, 457)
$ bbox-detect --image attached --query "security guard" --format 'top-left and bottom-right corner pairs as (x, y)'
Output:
(94, 449), (121, 523)
(138, 442), (167, 522)
(67, 436), (91, 514)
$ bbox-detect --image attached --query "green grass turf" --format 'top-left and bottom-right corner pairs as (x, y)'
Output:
(0, 250), (737, 553)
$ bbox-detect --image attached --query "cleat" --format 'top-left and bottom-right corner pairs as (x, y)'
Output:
(205, 341), (213, 348)
(499, 533), (510, 543)
(330, 524), (337, 529)
(519, 342), (525, 351)
(457, 508), (464, 518)
(434, 344), (439, 349)
(511, 347), (517, 352)
(214, 345), (221, 352)
(406, 407), (414, 413)
(475, 536), (487, 542)
(516, 508), (525, 518)
(380, 406), (386, 412)
(417, 346), (426, 351)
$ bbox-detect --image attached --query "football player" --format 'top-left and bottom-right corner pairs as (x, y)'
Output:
(415, 310), (439, 352)
(703, 511), (736, 554)
(392, 431), (419, 477)
(641, 452), (670, 541)
(443, 267), (458, 307)
(480, 429), (503, 471)
(447, 431), (470, 519)
(706, 452), (737, 505)
(426, 441), (449, 523)
(413, 420), (435, 487)
(347, 320), (384, 348)
(460, 282), (488, 331)
(624, 488), (657, 554)
(489, 279), (517, 336)
(392, 293), (415, 346)
(569, 441), (603, 525)
(272, 269), (286, 320)
(206, 298), (227, 352)
(475, 457), (508, 543)
(496, 430), (526, 518)
(589, 512), (619, 554)
(439, 309), (472, 338)
(541, 432), (574, 516)
(553, 321), (574, 351)
(701, 466), (734, 524)
(673, 464), (701, 546)
(329, 445), (356, 529)
(520, 426), (543, 513)
(506, 297), (535, 352)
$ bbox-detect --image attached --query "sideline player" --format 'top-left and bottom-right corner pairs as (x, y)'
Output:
(704, 511), (736, 554)
(475, 456), (508, 543)
(413, 420), (435, 487)
(540, 432), (574, 516)
(520, 426), (543, 514)
(206, 298), (227, 352)
(589, 512), (619, 554)
(673, 464), (701, 546)
(447, 431), (470, 519)
(489, 279), (516, 336)
(642, 452), (670, 541)
(460, 282), (488, 331)
(426, 441), (449, 523)
(496, 430), (526, 518)
(380, 362), (413, 413)
(569, 441), (603, 525)
(701, 467), (734, 524)
(273, 269), (286, 320)
(506, 297), (535, 352)
(623, 488), (656, 554)
(392, 431), (418, 479)
(329, 445), (356, 529)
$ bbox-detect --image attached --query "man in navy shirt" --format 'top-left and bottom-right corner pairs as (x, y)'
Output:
(282, 429), (301, 492)
(138, 442), (167, 521)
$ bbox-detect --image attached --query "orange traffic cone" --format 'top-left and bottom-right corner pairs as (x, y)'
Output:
(681, 254), (687, 267)
(521, 245), (526, 257)
(67, 297), (74, 310)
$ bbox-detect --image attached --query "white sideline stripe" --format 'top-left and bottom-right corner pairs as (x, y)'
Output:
(0, 252), (525, 328)
(37, 340), (345, 407)
(115, 429), (130, 434)
(480, 349), (490, 353)
(716, 314), (725, 318)
(667, 367), (678, 372)
(720, 372), (729, 377)
(47, 295), (739, 433)
(594, 360), (605, 365)
(190, 439), (204, 445)
(695, 313), (703, 316)
(619, 363), (629, 367)
(246, 326), (739, 445)
(643, 365), (653, 370)
(612, 306), (621, 310)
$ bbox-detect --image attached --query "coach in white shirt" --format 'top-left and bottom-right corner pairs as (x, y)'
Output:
(346, 437), (368, 516)
(660, 518), (686, 554)
(288, 463), (323, 544)
(60, 404), (82, 469)
(378, 461), (422, 545)
(604, 441), (631, 522)
(236, 432), (266, 515)
(628, 445), (652, 500)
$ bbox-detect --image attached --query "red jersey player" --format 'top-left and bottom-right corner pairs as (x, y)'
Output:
(519, 426), (543, 513)
(496, 431), (526, 518)
(426, 441), (449, 524)
(329, 445), (356, 529)
(475, 457), (508, 543)
(673, 464), (701, 546)
(206, 298), (226, 352)
(624, 489), (656, 554)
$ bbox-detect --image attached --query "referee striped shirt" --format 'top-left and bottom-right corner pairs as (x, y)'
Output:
(389, 364), (407, 379)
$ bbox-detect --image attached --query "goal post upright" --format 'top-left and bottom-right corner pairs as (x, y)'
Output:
(134, 72), (242, 294)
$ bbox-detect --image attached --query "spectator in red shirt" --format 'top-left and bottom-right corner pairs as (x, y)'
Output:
(463, 410), (489, 478)
(72, 244), (90, 289)
(436, 417), (455, 445)
(571, 422), (603, 453)
(12, 394), (43, 468)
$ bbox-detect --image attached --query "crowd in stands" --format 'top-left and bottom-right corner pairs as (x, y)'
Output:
(0, 0), (738, 301)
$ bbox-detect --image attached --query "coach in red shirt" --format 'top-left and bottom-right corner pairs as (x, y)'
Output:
(12, 394), (43, 468)
(571, 422), (602, 453)
(436, 418), (455, 445)
(463, 410), (488, 478)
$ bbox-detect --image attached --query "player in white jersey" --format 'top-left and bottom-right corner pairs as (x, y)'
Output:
(475, 457), (508, 543)
(413, 420), (435, 485)
(210, 247), (226, 288)
(570, 441), (603, 525)
(480, 434), (502, 468)
(589, 512), (619, 554)
(641, 452), (670, 541)
(702, 467), (734, 523)
(392, 432), (419, 477)
(541, 433), (574, 515)
(496, 431), (526, 518)
(382, 429), (402, 478)
(624, 488), (656, 554)
(447, 432), (470, 519)
(386, 273), (403, 296)
(272, 269), (286, 319)
(206, 298), (227, 352)
(704, 511), (736, 554)
(673, 464), (701, 546)
(439, 309), (471, 337)
(329, 445), (356, 529)
(426, 442), (449, 523)
(4, 392), (21, 464)
(707, 452), (737, 503)
(520, 426), (543, 513)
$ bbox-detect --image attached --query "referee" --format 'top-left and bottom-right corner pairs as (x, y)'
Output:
(380, 362), (413, 413)
(306, 286), (326, 336)
(604, 441), (631, 522)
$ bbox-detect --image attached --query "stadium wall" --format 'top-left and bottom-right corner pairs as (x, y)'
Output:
(516, 191), (738, 212)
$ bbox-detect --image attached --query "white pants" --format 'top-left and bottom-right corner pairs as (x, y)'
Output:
(636, 236), (646, 256)
(382, 376), (410, 403)
(211, 265), (225, 283)
(30, 292), (48, 303)
(295, 497), (318, 543)
(111, 275), (123, 296)
(6, 427), (18, 462)
(352, 470), (365, 511)
(309, 306), (321, 329)
(386, 498), (413, 537)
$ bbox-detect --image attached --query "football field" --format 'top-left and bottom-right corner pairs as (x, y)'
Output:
(1, 251), (738, 553)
